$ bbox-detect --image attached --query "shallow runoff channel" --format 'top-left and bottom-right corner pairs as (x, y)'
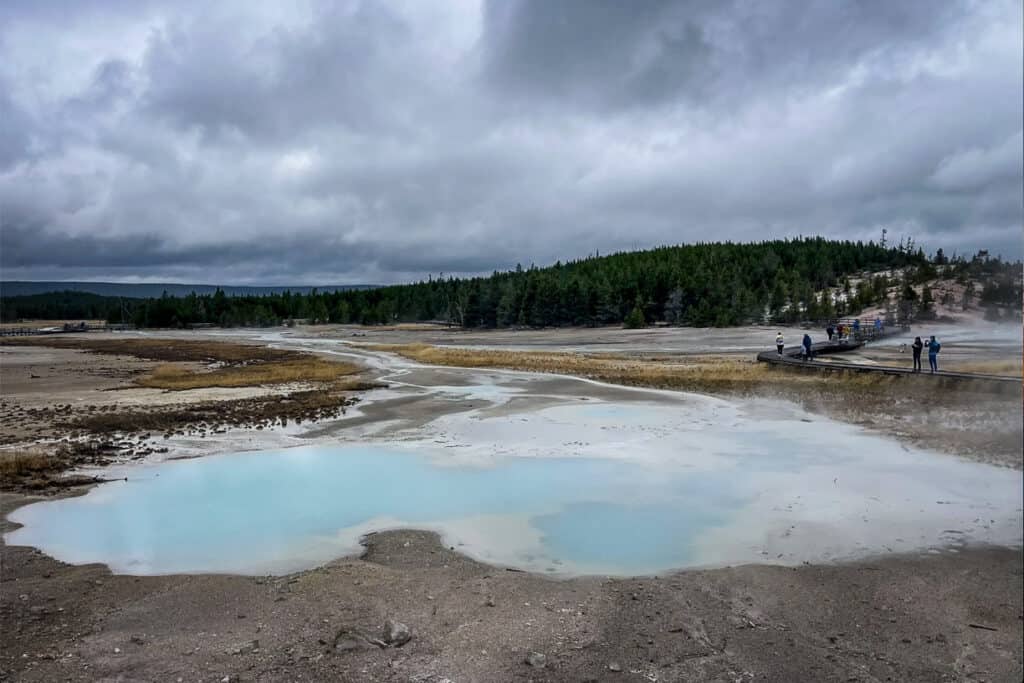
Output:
(7, 335), (1023, 577)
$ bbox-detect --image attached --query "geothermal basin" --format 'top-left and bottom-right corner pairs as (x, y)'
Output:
(7, 396), (1022, 577)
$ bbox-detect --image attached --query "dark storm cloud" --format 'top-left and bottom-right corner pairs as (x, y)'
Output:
(481, 0), (963, 110)
(1, 222), (167, 269)
(0, 0), (1020, 285)
(0, 218), (512, 283)
(140, 3), (423, 141)
(0, 85), (33, 171)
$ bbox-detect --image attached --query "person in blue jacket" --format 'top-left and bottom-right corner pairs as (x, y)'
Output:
(802, 333), (813, 361)
(927, 335), (941, 372)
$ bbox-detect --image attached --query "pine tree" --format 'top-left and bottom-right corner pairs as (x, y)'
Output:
(919, 285), (935, 320)
(623, 303), (646, 329)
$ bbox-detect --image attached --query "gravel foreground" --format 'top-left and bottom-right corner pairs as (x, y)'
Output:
(2, 492), (1021, 682)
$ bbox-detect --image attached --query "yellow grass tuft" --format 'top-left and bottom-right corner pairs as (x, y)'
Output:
(136, 359), (363, 390)
(0, 451), (57, 478)
(949, 359), (1022, 376)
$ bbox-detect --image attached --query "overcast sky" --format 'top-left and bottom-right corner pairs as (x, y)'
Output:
(1, 0), (1021, 285)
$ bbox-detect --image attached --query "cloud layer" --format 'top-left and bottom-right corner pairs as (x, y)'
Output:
(1, 0), (1021, 284)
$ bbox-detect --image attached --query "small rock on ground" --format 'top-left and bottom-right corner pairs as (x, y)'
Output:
(383, 619), (412, 647)
(525, 651), (547, 668)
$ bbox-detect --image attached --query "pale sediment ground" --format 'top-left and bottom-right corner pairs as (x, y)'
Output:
(298, 323), (1022, 469)
(0, 345), (286, 448)
(303, 319), (1022, 367)
(3, 323), (1019, 479)
(0, 344), (301, 411)
(0, 344), (340, 466)
(1, 322), (1019, 483)
(1, 324), (1022, 681)
(0, 335), (375, 495)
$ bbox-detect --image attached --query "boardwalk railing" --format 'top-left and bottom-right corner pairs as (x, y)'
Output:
(806, 317), (906, 344)
(757, 340), (1019, 391)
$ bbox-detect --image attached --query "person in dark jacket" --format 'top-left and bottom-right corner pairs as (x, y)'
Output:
(911, 336), (923, 372)
(928, 335), (941, 372)
(826, 324), (835, 341)
(802, 333), (813, 361)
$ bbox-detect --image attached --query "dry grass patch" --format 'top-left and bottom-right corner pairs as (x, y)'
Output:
(0, 450), (57, 478)
(66, 391), (362, 436)
(1, 445), (125, 492)
(949, 359), (1022, 376)
(365, 343), (889, 395)
(2, 336), (373, 390)
(137, 358), (363, 390)
(0, 336), (298, 364)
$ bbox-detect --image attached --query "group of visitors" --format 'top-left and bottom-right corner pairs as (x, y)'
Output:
(775, 329), (943, 373)
(825, 321), (857, 342)
(775, 332), (815, 361)
(825, 318), (884, 343)
(909, 335), (942, 373)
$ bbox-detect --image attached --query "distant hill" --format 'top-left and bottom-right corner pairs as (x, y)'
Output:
(3, 241), (1017, 328)
(0, 281), (377, 299)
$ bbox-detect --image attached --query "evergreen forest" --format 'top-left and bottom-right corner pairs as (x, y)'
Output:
(2, 239), (1020, 329)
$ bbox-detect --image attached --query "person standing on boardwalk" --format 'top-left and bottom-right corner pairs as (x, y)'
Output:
(826, 323), (835, 341)
(776, 332), (785, 355)
(802, 333), (813, 361)
(928, 335), (941, 372)
(911, 336), (924, 372)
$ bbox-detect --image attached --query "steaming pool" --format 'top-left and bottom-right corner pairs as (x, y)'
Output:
(6, 400), (1022, 576)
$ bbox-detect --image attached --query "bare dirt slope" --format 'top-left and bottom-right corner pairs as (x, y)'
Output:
(2, 501), (1020, 682)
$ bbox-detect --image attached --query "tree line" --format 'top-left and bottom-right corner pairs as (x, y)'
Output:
(2, 239), (1019, 328)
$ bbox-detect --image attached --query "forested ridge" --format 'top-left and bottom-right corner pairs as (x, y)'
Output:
(2, 239), (1020, 328)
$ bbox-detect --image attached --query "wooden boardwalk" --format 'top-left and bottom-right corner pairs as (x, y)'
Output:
(0, 323), (135, 337)
(757, 340), (1020, 389)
